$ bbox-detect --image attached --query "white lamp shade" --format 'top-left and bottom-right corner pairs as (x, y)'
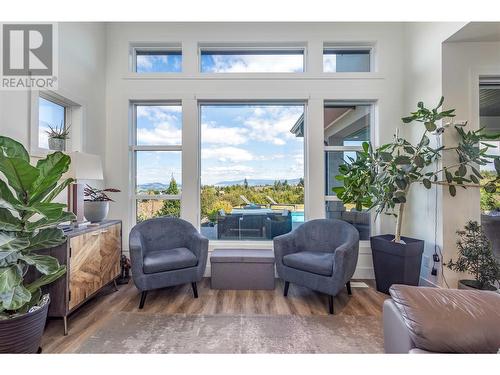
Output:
(63, 151), (103, 181)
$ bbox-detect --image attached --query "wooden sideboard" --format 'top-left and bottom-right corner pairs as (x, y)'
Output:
(40, 220), (122, 335)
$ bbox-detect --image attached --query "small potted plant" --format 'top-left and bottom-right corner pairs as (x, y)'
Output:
(333, 97), (500, 293)
(0, 136), (75, 353)
(84, 185), (121, 223)
(446, 221), (500, 291)
(45, 122), (70, 151)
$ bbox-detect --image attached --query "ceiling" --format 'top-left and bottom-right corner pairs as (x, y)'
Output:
(447, 22), (500, 43)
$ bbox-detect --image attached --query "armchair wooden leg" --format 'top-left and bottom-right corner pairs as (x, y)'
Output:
(346, 281), (352, 295)
(191, 282), (198, 298)
(328, 295), (334, 315)
(284, 281), (290, 297)
(139, 291), (148, 309)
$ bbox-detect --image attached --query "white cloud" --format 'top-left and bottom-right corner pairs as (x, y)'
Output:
(136, 55), (181, 72)
(201, 122), (248, 145)
(136, 124), (182, 145)
(243, 107), (302, 145)
(209, 55), (303, 73)
(202, 147), (254, 162)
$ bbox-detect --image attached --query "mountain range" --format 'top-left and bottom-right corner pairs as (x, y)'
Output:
(138, 178), (301, 191)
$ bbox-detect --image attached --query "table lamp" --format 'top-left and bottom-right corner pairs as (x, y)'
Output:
(63, 152), (104, 226)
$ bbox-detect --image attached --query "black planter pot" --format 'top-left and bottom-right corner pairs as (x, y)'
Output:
(370, 234), (424, 294)
(0, 298), (49, 353)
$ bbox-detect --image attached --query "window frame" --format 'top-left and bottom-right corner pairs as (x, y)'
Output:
(30, 90), (81, 157)
(130, 44), (182, 73)
(198, 44), (307, 74)
(323, 101), (376, 242)
(322, 44), (374, 73)
(131, 101), (183, 223)
(197, 100), (307, 243)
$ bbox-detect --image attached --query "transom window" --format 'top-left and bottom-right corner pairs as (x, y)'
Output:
(199, 103), (305, 241)
(133, 48), (182, 73)
(200, 47), (305, 73)
(323, 47), (372, 72)
(324, 102), (373, 240)
(132, 103), (182, 222)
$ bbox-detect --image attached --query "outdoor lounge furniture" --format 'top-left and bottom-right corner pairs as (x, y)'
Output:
(383, 284), (500, 353)
(217, 209), (293, 240)
(129, 217), (209, 309)
(273, 218), (359, 314)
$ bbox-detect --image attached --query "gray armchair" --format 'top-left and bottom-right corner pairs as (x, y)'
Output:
(273, 219), (359, 314)
(129, 217), (209, 309)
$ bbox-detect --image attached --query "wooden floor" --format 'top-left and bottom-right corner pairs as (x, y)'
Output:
(41, 278), (388, 353)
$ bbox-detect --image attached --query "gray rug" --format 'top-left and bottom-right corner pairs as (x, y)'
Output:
(76, 313), (383, 353)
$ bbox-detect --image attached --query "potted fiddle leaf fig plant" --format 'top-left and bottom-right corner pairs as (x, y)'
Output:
(446, 221), (500, 291)
(0, 136), (75, 353)
(333, 97), (500, 293)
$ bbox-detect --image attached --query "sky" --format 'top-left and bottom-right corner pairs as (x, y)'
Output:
(38, 96), (65, 149)
(201, 53), (303, 73)
(136, 53), (182, 73)
(134, 103), (304, 188)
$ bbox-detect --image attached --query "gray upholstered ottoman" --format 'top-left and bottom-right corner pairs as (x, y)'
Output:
(210, 249), (275, 290)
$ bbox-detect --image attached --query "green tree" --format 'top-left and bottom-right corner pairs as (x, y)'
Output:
(158, 175), (180, 217)
(243, 178), (249, 189)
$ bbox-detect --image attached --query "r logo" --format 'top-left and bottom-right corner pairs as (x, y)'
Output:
(2, 24), (53, 76)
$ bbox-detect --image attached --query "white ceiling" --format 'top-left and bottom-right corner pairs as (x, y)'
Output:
(447, 22), (500, 43)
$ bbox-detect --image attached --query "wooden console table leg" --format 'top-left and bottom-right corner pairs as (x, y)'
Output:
(113, 279), (119, 292)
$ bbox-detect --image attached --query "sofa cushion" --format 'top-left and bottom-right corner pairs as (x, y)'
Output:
(143, 247), (197, 274)
(389, 284), (500, 353)
(283, 251), (333, 276)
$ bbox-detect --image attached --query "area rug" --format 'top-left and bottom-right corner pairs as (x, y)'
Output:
(76, 313), (383, 353)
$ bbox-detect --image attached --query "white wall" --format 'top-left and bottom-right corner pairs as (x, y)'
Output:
(0, 23), (107, 202)
(104, 22), (407, 278)
(401, 23), (465, 286)
(441, 41), (500, 287)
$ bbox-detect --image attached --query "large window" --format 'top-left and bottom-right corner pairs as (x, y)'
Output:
(200, 47), (305, 73)
(324, 102), (372, 240)
(200, 103), (305, 240)
(323, 47), (371, 73)
(132, 103), (182, 222)
(133, 48), (182, 73)
(38, 96), (67, 150)
(479, 82), (500, 223)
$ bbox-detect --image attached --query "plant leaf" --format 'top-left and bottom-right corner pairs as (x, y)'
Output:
(0, 136), (29, 162)
(395, 156), (411, 165)
(0, 179), (21, 207)
(449, 185), (457, 197)
(0, 284), (31, 311)
(0, 208), (22, 231)
(0, 232), (30, 251)
(25, 265), (66, 293)
(0, 250), (19, 267)
(422, 179), (432, 189)
(25, 227), (66, 251)
(20, 254), (61, 275)
(26, 211), (75, 232)
(29, 152), (72, 203)
(0, 156), (39, 197)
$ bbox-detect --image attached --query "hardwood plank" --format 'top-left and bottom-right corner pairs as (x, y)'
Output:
(41, 278), (388, 353)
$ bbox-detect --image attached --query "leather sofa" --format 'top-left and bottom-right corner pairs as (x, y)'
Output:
(383, 284), (500, 353)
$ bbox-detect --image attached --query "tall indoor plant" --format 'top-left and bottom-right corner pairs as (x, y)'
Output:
(333, 98), (500, 293)
(0, 136), (75, 353)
